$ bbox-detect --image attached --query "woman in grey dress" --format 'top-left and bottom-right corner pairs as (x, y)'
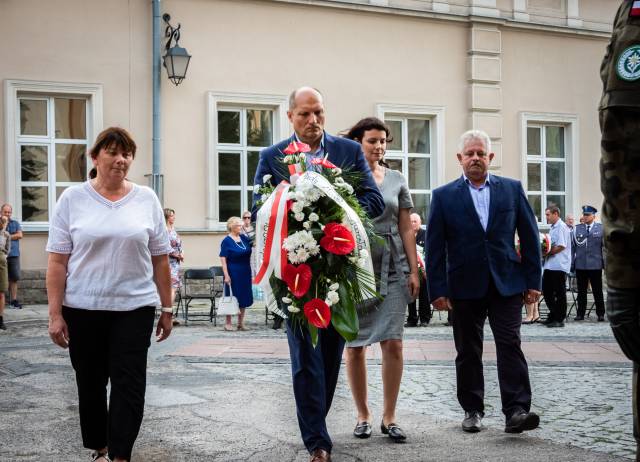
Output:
(344, 117), (420, 442)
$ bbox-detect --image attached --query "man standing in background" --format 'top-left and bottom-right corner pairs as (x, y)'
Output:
(572, 205), (605, 322)
(406, 213), (430, 327)
(541, 206), (572, 328)
(1, 204), (22, 309)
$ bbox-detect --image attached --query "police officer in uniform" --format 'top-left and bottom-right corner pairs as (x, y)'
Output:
(599, 1), (640, 459)
(572, 205), (605, 321)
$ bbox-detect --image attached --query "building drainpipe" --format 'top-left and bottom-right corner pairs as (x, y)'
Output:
(151, 0), (163, 202)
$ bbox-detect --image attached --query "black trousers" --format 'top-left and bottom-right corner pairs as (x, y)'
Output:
(542, 270), (567, 322)
(576, 269), (606, 317)
(63, 306), (155, 461)
(607, 288), (640, 451)
(407, 279), (430, 325)
(286, 320), (344, 454)
(451, 280), (531, 419)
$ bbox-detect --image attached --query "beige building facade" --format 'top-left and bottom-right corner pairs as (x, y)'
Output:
(2, 0), (618, 279)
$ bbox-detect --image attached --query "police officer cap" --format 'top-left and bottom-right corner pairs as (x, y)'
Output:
(582, 205), (597, 215)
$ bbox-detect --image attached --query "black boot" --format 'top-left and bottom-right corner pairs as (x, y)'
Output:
(0, 316), (6, 330)
(272, 316), (283, 330)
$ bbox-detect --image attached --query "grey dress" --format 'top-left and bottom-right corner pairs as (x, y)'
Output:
(347, 168), (414, 347)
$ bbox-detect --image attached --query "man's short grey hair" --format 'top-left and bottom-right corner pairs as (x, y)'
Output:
(288, 87), (323, 110)
(410, 212), (422, 223)
(458, 129), (492, 154)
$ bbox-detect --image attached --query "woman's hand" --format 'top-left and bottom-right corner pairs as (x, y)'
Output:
(156, 312), (173, 342)
(49, 314), (69, 348)
(224, 275), (231, 285)
(408, 272), (420, 299)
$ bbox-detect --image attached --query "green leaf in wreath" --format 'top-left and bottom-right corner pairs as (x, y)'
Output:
(308, 323), (319, 348)
(331, 285), (359, 342)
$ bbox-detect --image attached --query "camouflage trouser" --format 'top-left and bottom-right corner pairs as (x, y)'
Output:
(599, 108), (640, 289)
(607, 287), (640, 459)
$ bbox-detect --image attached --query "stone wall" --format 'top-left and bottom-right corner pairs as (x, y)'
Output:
(17, 269), (48, 304)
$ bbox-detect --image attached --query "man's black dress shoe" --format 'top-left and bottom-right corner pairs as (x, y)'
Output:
(573, 315), (584, 321)
(404, 321), (417, 327)
(546, 321), (565, 328)
(272, 317), (283, 330)
(598, 315), (605, 322)
(381, 420), (407, 442)
(353, 421), (372, 439)
(541, 318), (554, 325)
(505, 410), (540, 433)
(461, 411), (483, 433)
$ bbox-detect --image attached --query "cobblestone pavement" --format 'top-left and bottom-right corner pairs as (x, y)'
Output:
(0, 305), (634, 460)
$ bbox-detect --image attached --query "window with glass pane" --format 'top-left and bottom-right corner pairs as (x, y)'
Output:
(17, 95), (89, 223)
(384, 115), (433, 221)
(525, 123), (568, 225)
(386, 120), (402, 151)
(411, 193), (430, 222)
(20, 99), (47, 136)
(216, 106), (275, 222)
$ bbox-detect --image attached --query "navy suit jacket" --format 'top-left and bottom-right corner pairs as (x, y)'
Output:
(426, 175), (542, 300)
(251, 132), (384, 219)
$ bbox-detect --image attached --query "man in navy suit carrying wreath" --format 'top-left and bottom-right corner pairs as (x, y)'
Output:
(252, 87), (383, 462)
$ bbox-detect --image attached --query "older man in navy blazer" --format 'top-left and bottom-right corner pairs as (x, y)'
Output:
(426, 129), (542, 435)
(252, 87), (383, 462)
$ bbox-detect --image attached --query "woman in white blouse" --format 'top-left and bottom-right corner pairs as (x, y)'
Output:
(46, 127), (173, 462)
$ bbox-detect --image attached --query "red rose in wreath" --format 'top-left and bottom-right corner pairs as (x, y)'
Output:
(320, 222), (356, 255)
(282, 263), (312, 298)
(304, 298), (331, 328)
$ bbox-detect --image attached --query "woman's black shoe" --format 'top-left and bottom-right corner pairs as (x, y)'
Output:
(353, 421), (372, 439)
(381, 421), (406, 442)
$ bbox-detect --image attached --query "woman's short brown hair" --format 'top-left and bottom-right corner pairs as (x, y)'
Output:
(88, 127), (137, 179)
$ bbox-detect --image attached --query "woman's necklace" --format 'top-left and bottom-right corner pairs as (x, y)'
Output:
(231, 235), (246, 250)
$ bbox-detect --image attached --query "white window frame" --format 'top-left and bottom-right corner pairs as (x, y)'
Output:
(4, 80), (103, 231)
(520, 112), (578, 226)
(206, 92), (288, 231)
(376, 103), (446, 219)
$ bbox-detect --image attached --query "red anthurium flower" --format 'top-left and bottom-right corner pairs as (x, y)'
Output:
(282, 263), (312, 298)
(283, 141), (311, 155)
(310, 157), (337, 169)
(320, 223), (356, 255)
(304, 298), (331, 328)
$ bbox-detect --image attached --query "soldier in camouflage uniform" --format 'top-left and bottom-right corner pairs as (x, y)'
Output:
(599, 1), (640, 459)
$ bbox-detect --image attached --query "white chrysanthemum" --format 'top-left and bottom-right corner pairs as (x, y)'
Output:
(294, 212), (305, 222)
(329, 283), (339, 291)
(263, 174), (272, 183)
(295, 248), (310, 261)
(303, 221), (311, 230)
(295, 190), (306, 202)
(287, 191), (297, 200)
(292, 201), (304, 213)
(283, 230), (320, 263)
(334, 168), (342, 175)
(282, 297), (292, 304)
(288, 305), (300, 313)
(308, 213), (319, 222)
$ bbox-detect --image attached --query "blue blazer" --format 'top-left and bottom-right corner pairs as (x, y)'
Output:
(251, 132), (384, 218)
(426, 175), (542, 300)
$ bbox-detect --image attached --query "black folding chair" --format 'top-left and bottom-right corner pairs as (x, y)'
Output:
(182, 268), (217, 325)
